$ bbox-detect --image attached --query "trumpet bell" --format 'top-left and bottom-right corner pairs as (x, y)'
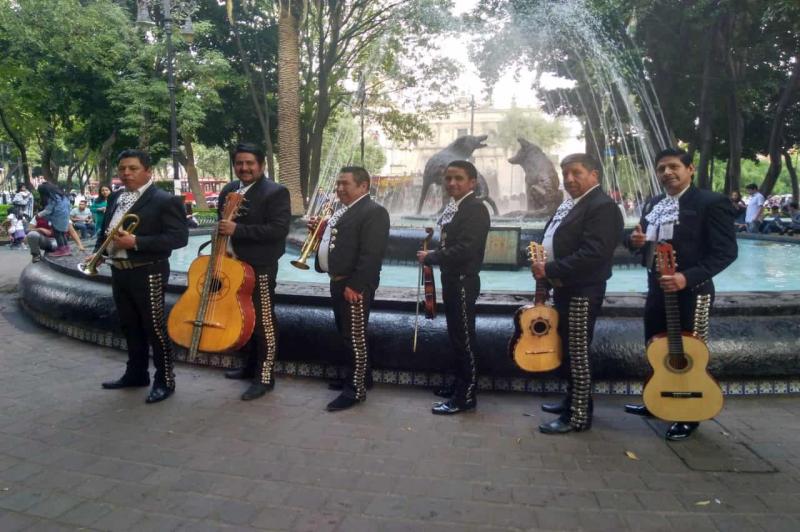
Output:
(77, 262), (98, 276)
(290, 259), (310, 270)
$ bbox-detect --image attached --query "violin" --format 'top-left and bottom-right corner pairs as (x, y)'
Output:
(421, 227), (436, 319)
(413, 227), (437, 352)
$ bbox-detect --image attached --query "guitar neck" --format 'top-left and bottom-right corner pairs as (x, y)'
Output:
(533, 278), (549, 305)
(664, 292), (684, 355)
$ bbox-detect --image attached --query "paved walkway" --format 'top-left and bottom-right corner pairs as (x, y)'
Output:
(0, 246), (799, 531)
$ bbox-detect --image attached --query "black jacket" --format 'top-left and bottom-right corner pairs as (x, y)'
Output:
(543, 186), (623, 288)
(424, 193), (490, 276)
(315, 195), (390, 293)
(632, 185), (737, 288)
(218, 176), (291, 268)
(95, 185), (188, 261)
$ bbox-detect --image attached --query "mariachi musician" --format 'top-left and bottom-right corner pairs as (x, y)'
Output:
(312, 166), (390, 412)
(417, 160), (490, 415)
(220, 143), (291, 401)
(98, 149), (188, 403)
(532, 153), (623, 434)
(624, 148), (737, 441)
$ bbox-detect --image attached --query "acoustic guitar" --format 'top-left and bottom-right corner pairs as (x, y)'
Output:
(509, 242), (562, 372)
(168, 192), (256, 355)
(642, 242), (723, 422)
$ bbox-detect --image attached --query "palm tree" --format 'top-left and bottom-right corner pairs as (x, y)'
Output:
(278, 0), (305, 215)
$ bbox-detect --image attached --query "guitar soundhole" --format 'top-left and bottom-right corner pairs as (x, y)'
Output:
(195, 275), (230, 298)
(530, 318), (550, 337)
(209, 277), (223, 293)
(665, 354), (692, 373)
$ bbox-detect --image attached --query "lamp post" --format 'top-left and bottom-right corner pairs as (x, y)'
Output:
(136, 0), (195, 196)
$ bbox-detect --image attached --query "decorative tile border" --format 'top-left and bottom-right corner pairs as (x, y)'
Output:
(20, 301), (800, 397)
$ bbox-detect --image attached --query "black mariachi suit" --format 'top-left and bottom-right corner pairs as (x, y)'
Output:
(423, 193), (490, 406)
(95, 185), (189, 388)
(634, 185), (737, 343)
(218, 176), (291, 386)
(315, 195), (390, 401)
(543, 186), (623, 429)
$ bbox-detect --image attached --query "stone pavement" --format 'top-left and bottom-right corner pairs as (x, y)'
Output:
(1, 246), (799, 531)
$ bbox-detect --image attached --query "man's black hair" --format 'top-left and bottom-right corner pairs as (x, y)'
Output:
(745, 183), (759, 191)
(340, 166), (371, 187)
(654, 148), (693, 167)
(560, 153), (603, 181)
(447, 160), (478, 181)
(117, 149), (151, 169)
(233, 142), (266, 165)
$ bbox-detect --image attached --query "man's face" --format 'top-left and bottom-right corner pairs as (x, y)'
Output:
(656, 156), (694, 196)
(561, 162), (599, 199)
(234, 152), (265, 185)
(79, 201), (87, 210)
(118, 157), (152, 191)
(335, 172), (368, 206)
(444, 166), (477, 201)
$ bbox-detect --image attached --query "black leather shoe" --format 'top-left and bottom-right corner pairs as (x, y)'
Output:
(326, 394), (363, 412)
(624, 403), (654, 417)
(431, 400), (476, 415)
(538, 417), (590, 434)
(432, 386), (454, 399)
(224, 368), (254, 380)
(241, 382), (273, 401)
(328, 378), (374, 391)
(665, 422), (699, 441)
(145, 385), (174, 404)
(102, 375), (150, 389)
(541, 397), (569, 414)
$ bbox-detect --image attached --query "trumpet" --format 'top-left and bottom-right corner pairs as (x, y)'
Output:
(78, 214), (140, 276)
(291, 200), (334, 270)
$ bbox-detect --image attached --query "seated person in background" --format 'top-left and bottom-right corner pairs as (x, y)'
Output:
(760, 205), (789, 235)
(786, 201), (799, 235)
(3, 208), (27, 249)
(25, 215), (58, 262)
(729, 190), (747, 224)
(70, 200), (95, 239)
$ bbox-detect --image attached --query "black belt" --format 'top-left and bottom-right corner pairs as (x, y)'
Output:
(329, 274), (348, 282)
(110, 259), (160, 270)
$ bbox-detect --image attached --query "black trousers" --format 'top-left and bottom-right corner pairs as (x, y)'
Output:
(441, 272), (480, 405)
(331, 280), (374, 401)
(111, 260), (175, 388)
(240, 264), (279, 385)
(552, 283), (606, 427)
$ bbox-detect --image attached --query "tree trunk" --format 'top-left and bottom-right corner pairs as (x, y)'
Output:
(182, 135), (208, 210)
(0, 105), (32, 189)
(278, 0), (305, 215)
(724, 64), (744, 194)
(696, 18), (721, 189)
(761, 55), (800, 196)
(97, 129), (117, 188)
(783, 149), (799, 203)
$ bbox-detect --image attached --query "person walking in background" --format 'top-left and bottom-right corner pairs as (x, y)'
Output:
(37, 182), (72, 257)
(744, 183), (765, 233)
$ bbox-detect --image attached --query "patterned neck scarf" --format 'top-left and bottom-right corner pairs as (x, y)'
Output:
(328, 204), (349, 228)
(550, 198), (575, 225)
(437, 199), (459, 227)
(644, 196), (679, 241)
(107, 191), (138, 234)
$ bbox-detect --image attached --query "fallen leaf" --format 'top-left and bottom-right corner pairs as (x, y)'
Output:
(515, 438), (521, 444)
(695, 500), (711, 506)
(625, 450), (639, 461)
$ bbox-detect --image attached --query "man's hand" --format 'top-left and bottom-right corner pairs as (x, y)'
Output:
(112, 230), (136, 250)
(218, 219), (236, 236)
(84, 253), (104, 266)
(416, 250), (429, 264)
(659, 272), (687, 292)
(629, 224), (646, 249)
(307, 216), (320, 232)
(343, 286), (362, 303)
(531, 261), (547, 280)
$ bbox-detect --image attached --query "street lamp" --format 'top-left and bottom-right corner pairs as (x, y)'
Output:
(136, 0), (195, 196)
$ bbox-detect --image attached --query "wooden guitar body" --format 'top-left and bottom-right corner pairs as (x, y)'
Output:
(510, 304), (562, 372)
(168, 255), (256, 352)
(642, 330), (723, 422)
